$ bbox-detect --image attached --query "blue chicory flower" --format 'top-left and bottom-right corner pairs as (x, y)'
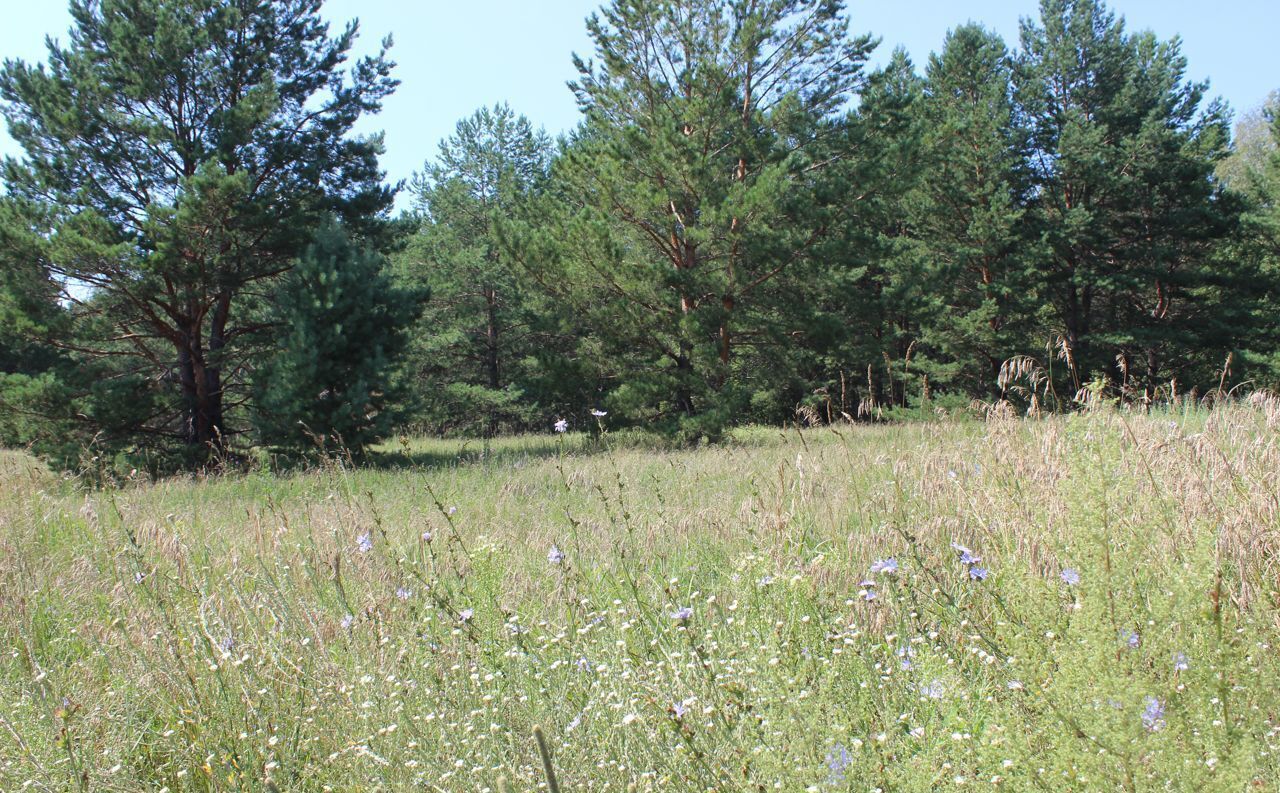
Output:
(1142, 696), (1166, 731)
(870, 557), (898, 575)
(826, 743), (852, 784)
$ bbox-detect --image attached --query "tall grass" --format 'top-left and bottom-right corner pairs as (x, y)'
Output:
(2, 402), (1278, 790)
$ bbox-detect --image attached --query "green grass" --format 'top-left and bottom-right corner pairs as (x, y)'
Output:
(2, 404), (1279, 791)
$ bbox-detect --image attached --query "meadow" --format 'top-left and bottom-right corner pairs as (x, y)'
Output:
(2, 401), (1279, 791)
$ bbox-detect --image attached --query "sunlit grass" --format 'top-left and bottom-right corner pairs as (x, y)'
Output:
(2, 403), (1279, 790)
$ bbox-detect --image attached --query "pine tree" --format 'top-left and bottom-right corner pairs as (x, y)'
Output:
(1230, 94), (1280, 383)
(523, 0), (875, 439)
(253, 224), (420, 459)
(911, 25), (1034, 400)
(0, 212), (63, 377)
(0, 222), (66, 449)
(0, 0), (396, 461)
(788, 49), (928, 419)
(399, 104), (577, 435)
(1014, 0), (1240, 397)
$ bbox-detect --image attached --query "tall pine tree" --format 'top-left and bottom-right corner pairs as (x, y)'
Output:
(1014, 0), (1239, 398)
(400, 104), (580, 435)
(522, 0), (875, 438)
(789, 49), (927, 419)
(911, 25), (1034, 400)
(0, 0), (397, 461)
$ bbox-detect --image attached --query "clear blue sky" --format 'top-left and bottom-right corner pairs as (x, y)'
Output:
(2, 0), (1277, 212)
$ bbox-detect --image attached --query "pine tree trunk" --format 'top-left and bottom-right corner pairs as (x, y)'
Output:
(719, 63), (750, 387)
(674, 233), (697, 416)
(1063, 282), (1090, 390)
(176, 295), (230, 456)
(484, 286), (500, 437)
(177, 343), (225, 453)
(675, 349), (696, 416)
(719, 294), (734, 369)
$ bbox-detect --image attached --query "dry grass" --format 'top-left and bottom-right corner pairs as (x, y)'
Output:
(1, 405), (1278, 790)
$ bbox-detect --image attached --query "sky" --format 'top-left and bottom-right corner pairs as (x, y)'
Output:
(1, 0), (1277, 212)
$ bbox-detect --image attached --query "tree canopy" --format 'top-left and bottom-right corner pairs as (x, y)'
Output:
(0, 0), (397, 462)
(1, 0), (1277, 470)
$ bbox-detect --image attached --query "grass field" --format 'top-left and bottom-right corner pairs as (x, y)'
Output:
(2, 403), (1280, 791)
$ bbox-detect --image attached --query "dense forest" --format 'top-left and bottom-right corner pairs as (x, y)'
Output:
(1, 0), (1278, 471)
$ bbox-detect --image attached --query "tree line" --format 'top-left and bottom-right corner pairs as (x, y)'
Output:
(1, 0), (1278, 472)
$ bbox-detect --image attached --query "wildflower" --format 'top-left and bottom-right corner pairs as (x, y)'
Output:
(218, 635), (234, 653)
(554, 419), (569, 433)
(826, 743), (852, 784)
(671, 606), (693, 621)
(421, 530), (432, 542)
(1141, 697), (1166, 732)
(340, 614), (355, 630)
(356, 532), (373, 554)
(897, 644), (915, 670)
(1060, 568), (1081, 586)
(672, 700), (688, 718)
(870, 557), (898, 575)
(133, 571), (146, 584)
(447, 506), (457, 516)
(1119, 629), (1140, 649)
(458, 608), (474, 623)
(506, 622), (527, 635)
(1173, 652), (1189, 671)
(959, 550), (982, 566)
(757, 574), (774, 587)
(860, 588), (877, 602)
(920, 679), (946, 699)
(548, 544), (565, 565)
(591, 409), (607, 417)
(576, 657), (593, 673)
(968, 566), (989, 581)
(396, 586), (412, 601)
